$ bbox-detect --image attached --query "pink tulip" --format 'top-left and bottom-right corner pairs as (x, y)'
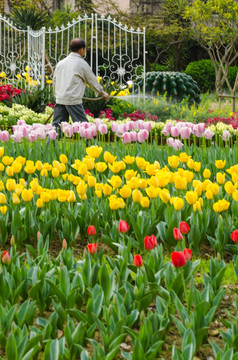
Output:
(11, 131), (23, 142)
(173, 139), (184, 150)
(48, 130), (57, 140)
(137, 120), (144, 129)
(204, 129), (214, 140)
(84, 128), (94, 139)
(99, 124), (108, 135)
(170, 126), (179, 137)
(162, 129), (170, 136)
(17, 119), (26, 125)
(72, 122), (80, 133)
(123, 132), (131, 144)
(130, 131), (138, 141)
(128, 121), (134, 131)
(143, 122), (151, 131)
(180, 126), (191, 139)
(197, 123), (205, 133)
(167, 137), (175, 147)
(0, 131), (10, 141)
(111, 122), (118, 132)
(222, 130), (230, 141)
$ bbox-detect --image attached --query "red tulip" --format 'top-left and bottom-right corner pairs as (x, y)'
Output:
(133, 255), (143, 267)
(144, 235), (157, 250)
(118, 220), (129, 233)
(2, 251), (10, 264)
(87, 243), (97, 254)
(179, 221), (190, 234)
(62, 238), (67, 249)
(173, 227), (183, 240)
(231, 230), (238, 242)
(171, 251), (186, 267)
(87, 225), (96, 236)
(183, 248), (192, 260)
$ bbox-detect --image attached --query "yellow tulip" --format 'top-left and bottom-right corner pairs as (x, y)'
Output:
(15, 156), (26, 165)
(136, 157), (147, 170)
(59, 163), (66, 173)
(80, 193), (87, 201)
(203, 169), (211, 178)
(173, 197), (184, 210)
(68, 190), (76, 202)
(0, 206), (7, 214)
(159, 189), (170, 203)
(0, 192), (6, 204)
(119, 185), (132, 198)
(86, 146), (102, 159)
(6, 166), (14, 177)
(95, 190), (102, 198)
(77, 181), (87, 195)
(0, 181), (4, 191)
(19, 179), (26, 186)
(179, 153), (191, 163)
(0, 147), (4, 157)
(148, 176), (159, 188)
(140, 196), (150, 208)
(193, 162), (201, 172)
(83, 157), (95, 170)
(193, 201), (202, 212)
(87, 176), (96, 187)
(156, 172), (171, 187)
(168, 155), (180, 169)
(232, 190), (238, 202)
(127, 177), (140, 189)
(146, 186), (160, 199)
(57, 190), (68, 202)
(104, 151), (117, 163)
(12, 161), (22, 174)
(232, 172), (238, 183)
(174, 176), (187, 190)
(12, 193), (20, 204)
(125, 170), (137, 180)
(109, 196), (125, 210)
(40, 169), (48, 177)
(132, 189), (143, 202)
(146, 164), (157, 176)
(6, 179), (16, 191)
(52, 160), (61, 170)
(24, 163), (36, 174)
(215, 160), (226, 169)
(36, 198), (44, 208)
(108, 175), (122, 189)
(213, 199), (230, 212)
(2, 156), (14, 166)
(95, 162), (107, 173)
(78, 164), (88, 176)
(40, 192), (51, 203)
(187, 159), (194, 169)
(52, 167), (60, 178)
(205, 190), (214, 200)
(216, 172), (225, 185)
(139, 179), (147, 189)
(21, 189), (33, 202)
(103, 184), (112, 196)
(108, 162), (122, 173)
(123, 155), (134, 164)
(35, 160), (43, 171)
(60, 154), (68, 164)
(43, 162), (52, 171)
(0, 163), (4, 171)
(224, 181), (236, 195)
(185, 191), (198, 205)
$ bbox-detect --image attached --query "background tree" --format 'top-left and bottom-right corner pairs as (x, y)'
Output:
(185, 0), (238, 101)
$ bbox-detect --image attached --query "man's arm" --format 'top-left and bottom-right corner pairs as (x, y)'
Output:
(83, 62), (110, 99)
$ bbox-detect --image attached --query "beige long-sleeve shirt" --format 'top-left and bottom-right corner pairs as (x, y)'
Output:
(53, 52), (103, 105)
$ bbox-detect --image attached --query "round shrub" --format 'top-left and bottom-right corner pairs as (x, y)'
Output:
(184, 59), (215, 93)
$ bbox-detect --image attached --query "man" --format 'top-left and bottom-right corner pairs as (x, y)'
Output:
(52, 38), (110, 138)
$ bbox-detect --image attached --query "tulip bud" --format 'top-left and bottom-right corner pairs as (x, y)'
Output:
(10, 235), (15, 246)
(2, 251), (10, 264)
(133, 255), (143, 267)
(134, 285), (138, 297)
(37, 231), (42, 240)
(113, 294), (117, 305)
(185, 318), (190, 329)
(62, 239), (67, 249)
(140, 310), (145, 322)
(87, 225), (96, 236)
(118, 219), (129, 233)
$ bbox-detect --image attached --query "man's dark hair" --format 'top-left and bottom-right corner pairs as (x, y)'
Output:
(70, 38), (86, 52)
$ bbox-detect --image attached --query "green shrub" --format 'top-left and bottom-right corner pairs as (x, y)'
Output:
(184, 59), (238, 92)
(184, 59), (215, 93)
(150, 64), (169, 72)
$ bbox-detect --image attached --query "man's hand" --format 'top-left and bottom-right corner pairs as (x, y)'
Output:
(101, 91), (110, 100)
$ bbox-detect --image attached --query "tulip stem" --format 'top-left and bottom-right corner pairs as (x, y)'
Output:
(180, 268), (187, 304)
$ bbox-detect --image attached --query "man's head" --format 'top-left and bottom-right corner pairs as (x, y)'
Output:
(70, 38), (86, 56)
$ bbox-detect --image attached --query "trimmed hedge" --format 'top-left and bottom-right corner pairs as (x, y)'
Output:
(184, 59), (238, 93)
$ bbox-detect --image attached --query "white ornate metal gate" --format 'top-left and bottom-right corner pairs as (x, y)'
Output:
(0, 13), (146, 95)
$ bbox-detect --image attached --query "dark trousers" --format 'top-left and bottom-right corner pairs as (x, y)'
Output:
(52, 103), (88, 138)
